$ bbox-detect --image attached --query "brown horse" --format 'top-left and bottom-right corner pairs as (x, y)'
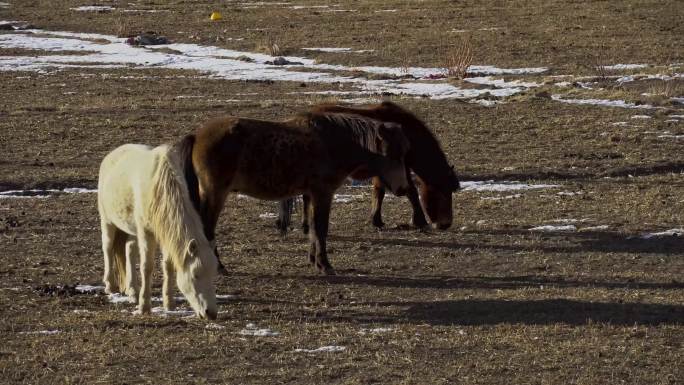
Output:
(278, 101), (460, 233)
(181, 112), (411, 275)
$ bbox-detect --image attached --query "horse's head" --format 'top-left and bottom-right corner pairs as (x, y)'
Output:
(376, 122), (410, 196)
(176, 238), (218, 320)
(418, 165), (460, 230)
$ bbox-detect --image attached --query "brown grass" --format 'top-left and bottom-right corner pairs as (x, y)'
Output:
(0, 1), (683, 384)
(443, 36), (474, 79)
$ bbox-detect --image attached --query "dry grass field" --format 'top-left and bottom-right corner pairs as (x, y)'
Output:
(1, 1), (683, 384)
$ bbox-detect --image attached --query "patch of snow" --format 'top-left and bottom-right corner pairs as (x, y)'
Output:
(108, 293), (135, 304)
(631, 115), (652, 119)
(547, 219), (587, 224)
(239, 323), (280, 336)
(555, 81), (572, 87)
(464, 76), (541, 88)
(557, 191), (583, 196)
(461, 181), (559, 192)
(0, 187), (96, 198)
(640, 228), (684, 239)
(359, 327), (395, 335)
(602, 64), (649, 70)
(611, 122), (630, 126)
(72, 309), (90, 314)
(20, 330), (60, 335)
(616, 75), (635, 83)
(669, 115), (684, 119)
(551, 95), (660, 110)
(205, 323), (226, 330)
(70, 6), (115, 12)
(657, 134), (684, 139)
(375, 9), (397, 12)
(469, 99), (501, 107)
(671, 97), (684, 104)
(63, 187), (98, 193)
(149, 307), (195, 317)
(581, 225), (610, 231)
(0, 28), (547, 101)
(481, 194), (522, 201)
(259, 212), (278, 219)
(294, 345), (346, 353)
(75, 284), (104, 293)
(303, 47), (352, 53)
(0, 2), (9, 8)
(529, 225), (577, 232)
(216, 294), (236, 300)
(333, 194), (363, 203)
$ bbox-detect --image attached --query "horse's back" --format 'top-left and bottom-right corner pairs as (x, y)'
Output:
(193, 116), (331, 200)
(98, 144), (163, 234)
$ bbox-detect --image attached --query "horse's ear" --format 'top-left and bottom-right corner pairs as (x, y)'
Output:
(187, 239), (199, 257)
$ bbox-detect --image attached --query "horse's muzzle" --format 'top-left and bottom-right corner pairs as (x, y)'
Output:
(205, 308), (217, 320)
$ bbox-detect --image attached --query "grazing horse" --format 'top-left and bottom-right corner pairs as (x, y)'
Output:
(98, 143), (218, 319)
(278, 101), (460, 233)
(186, 112), (411, 275)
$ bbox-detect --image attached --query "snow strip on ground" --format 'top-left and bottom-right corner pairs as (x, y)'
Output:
(239, 323), (280, 336)
(551, 95), (659, 109)
(294, 345), (346, 353)
(641, 228), (684, 239)
(529, 225), (577, 232)
(0, 187), (96, 198)
(0, 28), (546, 101)
(20, 330), (60, 335)
(71, 6), (115, 12)
(601, 64), (649, 70)
(461, 181), (559, 192)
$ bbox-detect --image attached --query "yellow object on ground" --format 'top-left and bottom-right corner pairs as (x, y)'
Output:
(210, 11), (222, 21)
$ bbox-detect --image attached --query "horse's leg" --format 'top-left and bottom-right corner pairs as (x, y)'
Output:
(405, 170), (429, 229)
(136, 229), (157, 315)
(301, 195), (310, 234)
(200, 188), (229, 275)
(162, 255), (176, 311)
(308, 192), (335, 275)
(124, 237), (139, 303)
(100, 220), (118, 294)
(370, 177), (385, 228)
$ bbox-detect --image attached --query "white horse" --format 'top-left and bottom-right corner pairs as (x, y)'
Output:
(98, 142), (218, 319)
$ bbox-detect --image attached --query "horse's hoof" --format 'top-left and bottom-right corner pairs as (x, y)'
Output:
(371, 219), (385, 229)
(104, 282), (116, 295)
(302, 224), (309, 234)
(136, 304), (151, 315)
(320, 266), (336, 276)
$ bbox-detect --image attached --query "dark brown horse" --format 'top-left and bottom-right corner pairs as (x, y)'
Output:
(181, 112), (410, 275)
(277, 101), (460, 233)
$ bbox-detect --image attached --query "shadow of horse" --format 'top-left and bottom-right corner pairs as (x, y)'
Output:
(393, 299), (684, 326)
(252, 273), (684, 291)
(281, 298), (684, 326)
(460, 160), (684, 182)
(331, 228), (684, 256)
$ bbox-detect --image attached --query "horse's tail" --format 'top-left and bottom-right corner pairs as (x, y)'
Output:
(276, 198), (296, 235)
(175, 134), (201, 213)
(112, 230), (128, 292)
